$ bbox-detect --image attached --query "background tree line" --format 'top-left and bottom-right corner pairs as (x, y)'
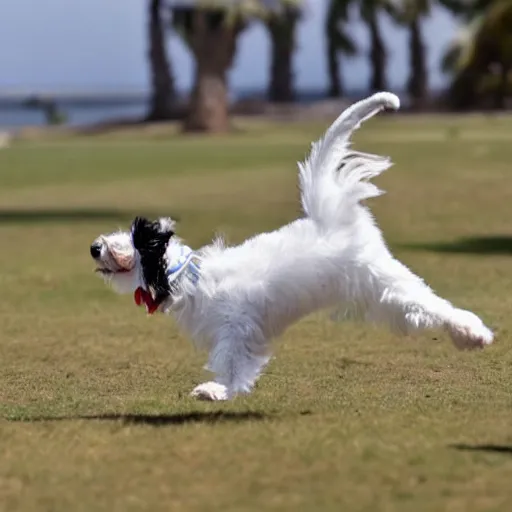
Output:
(147, 0), (512, 132)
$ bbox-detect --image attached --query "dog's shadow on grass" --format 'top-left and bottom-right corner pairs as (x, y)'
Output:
(86, 411), (267, 426)
(401, 236), (512, 256)
(450, 443), (512, 455)
(17, 411), (267, 427)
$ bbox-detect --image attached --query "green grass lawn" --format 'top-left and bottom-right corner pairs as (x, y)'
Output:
(0, 114), (511, 511)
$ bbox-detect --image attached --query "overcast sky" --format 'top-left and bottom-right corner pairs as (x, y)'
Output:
(0, 0), (460, 94)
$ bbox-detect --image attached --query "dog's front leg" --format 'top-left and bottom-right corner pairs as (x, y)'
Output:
(191, 324), (270, 401)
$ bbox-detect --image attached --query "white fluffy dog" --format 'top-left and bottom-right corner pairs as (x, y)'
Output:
(90, 92), (494, 401)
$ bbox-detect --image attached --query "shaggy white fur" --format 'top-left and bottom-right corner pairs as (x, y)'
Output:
(91, 92), (494, 401)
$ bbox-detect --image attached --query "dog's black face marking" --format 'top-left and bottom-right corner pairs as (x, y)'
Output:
(131, 216), (174, 304)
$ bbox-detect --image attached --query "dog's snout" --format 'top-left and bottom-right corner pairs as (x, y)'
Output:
(90, 242), (102, 259)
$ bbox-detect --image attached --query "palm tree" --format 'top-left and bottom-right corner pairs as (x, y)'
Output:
(387, 0), (431, 106)
(325, 0), (357, 97)
(171, 1), (305, 131)
(326, 0), (389, 96)
(388, 0), (481, 107)
(441, 16), (482, 108)
(171, 2), (249, 133)
(442, 0), (512, 109)
(262, 1), (303, 103)
(359, 0), (389, 92)
(147, 0), (175, 121)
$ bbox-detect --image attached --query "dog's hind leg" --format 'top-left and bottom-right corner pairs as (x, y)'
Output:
(191, 323), (271, 401)
(363, 256), (494, 350)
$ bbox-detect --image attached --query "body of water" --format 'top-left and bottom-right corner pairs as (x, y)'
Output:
(0, 88), (380, 131)
(0, 104), (149, 130)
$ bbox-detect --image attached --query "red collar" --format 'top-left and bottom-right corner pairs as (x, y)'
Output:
(134, 287), (159, 315)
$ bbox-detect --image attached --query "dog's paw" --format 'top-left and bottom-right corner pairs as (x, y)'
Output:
(447, 309), (494, 350)
(190, 381), (228, 401)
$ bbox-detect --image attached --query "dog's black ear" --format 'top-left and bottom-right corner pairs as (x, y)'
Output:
(131, 216), (175, 303)
(131, 216), (174, 253)
(131, 216), (152, 252)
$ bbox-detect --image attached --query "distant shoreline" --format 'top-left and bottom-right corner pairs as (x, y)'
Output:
(0, 88), (416, 132)
(0, 87), (409, 108)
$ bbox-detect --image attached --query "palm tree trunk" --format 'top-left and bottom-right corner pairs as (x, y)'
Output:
(327, 36), (342, 98)
(407, 17), (428, 106)
(184, 10), (243, 133)
(447, 65), (480, 110)
(147, 0), (174, 121)
(267, 8), (298, 103)
(187, 63), (230, 133)
(495, 62), (510, 110)
(367, 11), (386, 92)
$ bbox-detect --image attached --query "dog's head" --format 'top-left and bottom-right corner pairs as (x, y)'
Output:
(90, 217), (175, 300)
(90, 227), (140, 294)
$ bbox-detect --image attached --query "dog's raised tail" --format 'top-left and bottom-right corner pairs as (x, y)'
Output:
(298, 92), (400, 229)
